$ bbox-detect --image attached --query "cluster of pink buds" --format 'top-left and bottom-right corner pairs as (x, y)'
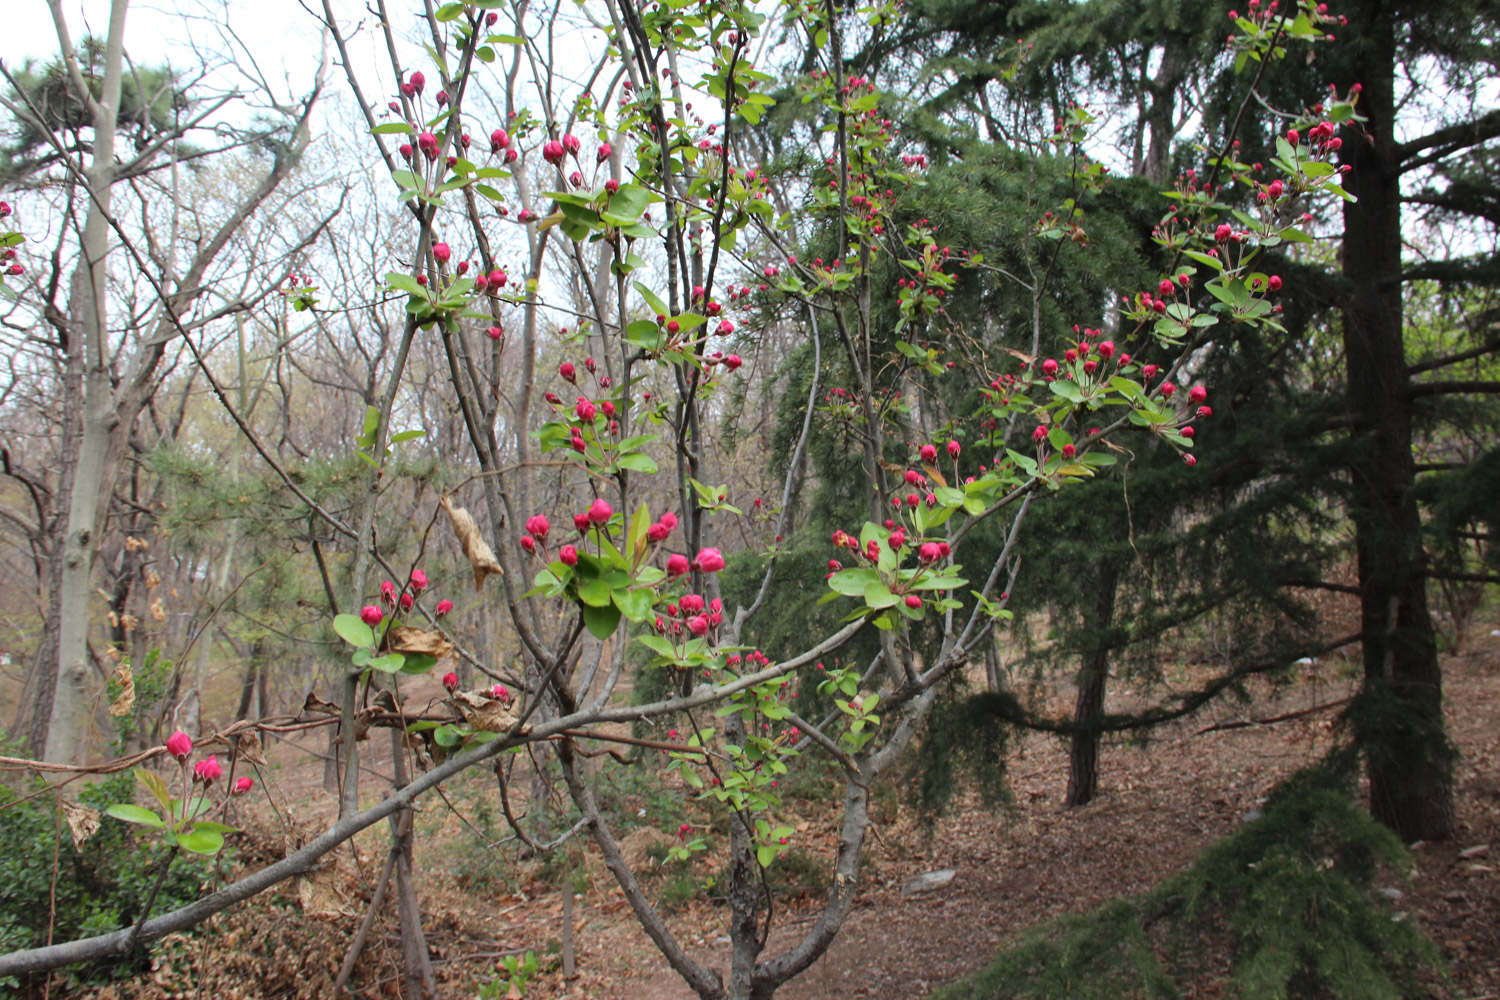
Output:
(655, 593), (724, 641)
(646, 511), (678, 543)
(363, 569), (452, 625)
(520, 514), (551, 557)
(164, 730), (251, 794)
(1, 202), (23, 277)
(542, 133), (583, 167)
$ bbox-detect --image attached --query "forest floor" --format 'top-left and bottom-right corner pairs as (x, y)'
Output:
(98, 619), (1500, 1000)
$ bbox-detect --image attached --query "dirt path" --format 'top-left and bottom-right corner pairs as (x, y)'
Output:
(557, 633), (1500, 1000)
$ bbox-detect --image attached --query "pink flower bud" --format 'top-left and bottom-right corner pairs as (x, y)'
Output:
(410, 569), (428, 592)
(920, 444), (938, 463)
(360, 605), (384, 626)
(194, 755), (223, 783)
(520, 535), (536, 553)
(166, 730), (193, 760)
(562, 133), (581, 155)
(1188, 385), (1207, 404)
(491, 128), (510, 152)
(918, 542), (941, 564)
(605, 178), (619, 194)
(526, 515), (550, 540)
(905, 595), (922, 609)
(442, 671), (459, 691)
(543, 140), (565, 165)
(693, 548), (726, 573)
(597, 142), (612, 163)
(587, 498), (613, 524)
(409, 71), (425, 94)
(667, 553), (690, 576)
(946, 440), (961, 459)
(233, 776), (254, 795)
(560, 545), (579, 566)
(436, 599), (454, 617)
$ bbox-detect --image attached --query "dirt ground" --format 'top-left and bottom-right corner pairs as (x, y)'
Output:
(93, 622), (1500, 1000)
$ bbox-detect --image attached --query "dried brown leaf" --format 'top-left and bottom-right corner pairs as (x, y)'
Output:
(441, 495), (503, 589)
(63, 801), (101, 848)
(452, 689), (525, 733)
(109, 660), (135, 717)
(388, 625), (455, 660)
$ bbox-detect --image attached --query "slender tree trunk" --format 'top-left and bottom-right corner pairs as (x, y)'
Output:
(388, 727), (435, 997)
(1066, 560), (1119, 808)
(1338, 6), (1454, 841)
(43, 0), (130, 764)
(724, 714), (762, 1000)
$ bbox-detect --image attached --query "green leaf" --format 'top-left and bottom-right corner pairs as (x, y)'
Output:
(333, 614), (375, 648)
(369, 653), (406, 673)
(400, 652), (437, 675)
(373, 122), (413, 135)
(614, 587), (653, 622)
(386, 272), (428, 297)
(828, 568), (879, 596)
(137, 769), (171, 812)
(616, 452), (658, 473)
(626, 319), (664, 350)
(176, 828), (225, 855)
(578, 576), (614, 607)
(105, 803), (164, 828)
(627, 501), (650, 561)
(863, 580), (899, 609)
(191, 821), (238, 836)
(633, 281), (668, 317)
(638, 634), (677, 660)
(436, 2), (467, 20)
(582, 602), (622, 639)
(390, 429), (425, 444)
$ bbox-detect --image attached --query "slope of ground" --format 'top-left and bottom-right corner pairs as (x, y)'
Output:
(82, 624), (1500, 1000)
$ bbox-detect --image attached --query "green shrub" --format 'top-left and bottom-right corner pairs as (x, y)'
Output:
(0, 774), (216, 993)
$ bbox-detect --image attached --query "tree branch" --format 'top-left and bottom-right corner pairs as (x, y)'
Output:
(1409, 379), (1500, 398)
(1397, 107), (1500, 175)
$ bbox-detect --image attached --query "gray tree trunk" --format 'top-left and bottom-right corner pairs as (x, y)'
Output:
(42, 0), (130, 764)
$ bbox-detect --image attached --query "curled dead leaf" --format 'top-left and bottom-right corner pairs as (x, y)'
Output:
(441, 495), (503, 590)
(452, 689), (526, 734)
(388, 626), (454, 660)
(109, 661), (135, 718)
(234, 731), (267, 767)
(302, 691), (339, 717)
(63, 801), (101, 849)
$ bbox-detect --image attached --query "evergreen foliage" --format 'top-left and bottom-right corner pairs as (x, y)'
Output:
(0, 39), (189, 184)
(933, 768), (1442, 1000)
